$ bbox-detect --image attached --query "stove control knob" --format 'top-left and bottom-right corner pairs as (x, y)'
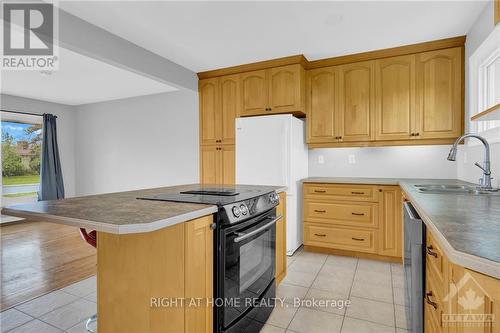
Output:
(240, 204), (248, 215)
(232, 206), (241, 218)
(269, 192), (279, 204)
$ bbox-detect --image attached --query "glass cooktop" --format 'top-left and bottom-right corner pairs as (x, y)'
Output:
(137, 186), (276, 206)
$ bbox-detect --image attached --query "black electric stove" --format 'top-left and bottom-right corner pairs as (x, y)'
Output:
(138, 185), (280, 333)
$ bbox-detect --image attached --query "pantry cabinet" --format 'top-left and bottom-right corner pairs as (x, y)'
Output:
(241, 64), (305, 117)
(200, 145), (234, 185)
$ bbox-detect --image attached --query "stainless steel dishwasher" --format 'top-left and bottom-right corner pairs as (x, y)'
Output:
(403, 201), (425, 333)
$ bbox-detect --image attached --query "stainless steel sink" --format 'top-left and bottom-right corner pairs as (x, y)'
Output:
(414, 184), (500, 195)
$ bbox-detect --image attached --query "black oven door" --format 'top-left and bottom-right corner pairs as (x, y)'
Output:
(222, 209), (278, 328)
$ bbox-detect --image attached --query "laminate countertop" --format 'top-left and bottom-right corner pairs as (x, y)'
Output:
(302, 177), (500, 279)
(1, 184), (286, 235)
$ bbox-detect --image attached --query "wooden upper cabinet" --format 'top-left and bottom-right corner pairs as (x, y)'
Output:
(199, 75), (239, 146)
(199, 78), (220, 145)
(240, 65), (305, 117)
(269, 64), (305, 114)
(240, 70), (268, 116)
(220, 75), (239, 144)
(306, 67), (339, 143)
(338, 61), (374, 142)
(375, 55), (416, 141)
(416, 47), (462, 139)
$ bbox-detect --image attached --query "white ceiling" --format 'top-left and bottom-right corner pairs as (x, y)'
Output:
(1, 46), (177, 105)
(60, 1), (487, 73)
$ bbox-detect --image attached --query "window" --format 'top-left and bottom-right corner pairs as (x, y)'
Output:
(469, 24), (500, 142)
(1, 111), (42, 212)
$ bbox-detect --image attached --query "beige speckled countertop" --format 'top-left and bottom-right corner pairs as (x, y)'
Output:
(302, 177), (500, 279)
(2, 184), (285, 234)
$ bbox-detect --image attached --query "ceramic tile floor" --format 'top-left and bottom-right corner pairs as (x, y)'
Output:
(1, 248), (410, 333)
(265, 247), (411, 333)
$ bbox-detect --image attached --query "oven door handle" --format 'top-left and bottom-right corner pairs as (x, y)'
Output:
(234, 215), (282, 243)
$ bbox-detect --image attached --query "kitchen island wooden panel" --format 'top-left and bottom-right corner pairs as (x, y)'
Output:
(97, 215), (213, 333)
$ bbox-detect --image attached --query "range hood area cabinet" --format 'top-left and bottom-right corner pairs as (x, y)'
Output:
(240, 64), (306, 117)
(306, 47), (464, 147)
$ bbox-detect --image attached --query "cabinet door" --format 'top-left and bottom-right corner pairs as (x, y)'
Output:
(268, 64), (304, 114)
(199, 78), (220, 145)
(275, 192), (287, 284)
(416, 47), (462, 139)
(307, 67), (339, 143)
(375, 55), (416, 141)
(200, 146), (219, 185)
(185, 216), (213, 333)
(377, 187), (402, 258)
(220, 75), (239, 145)
(220, 145), (235, 185)
(339, 61), (375, 142)
(240, 70), (268, 116)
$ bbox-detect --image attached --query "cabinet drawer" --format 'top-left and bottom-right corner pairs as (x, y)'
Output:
(304, 201), (378, 228)
(304, 224), (376, 253)
(304, 183), (378, 202)
(425, 272), (444, 332)
(426, 230), (445, 290)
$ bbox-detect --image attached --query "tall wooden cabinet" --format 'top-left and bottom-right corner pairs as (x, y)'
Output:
(199, 75), (238, 185)
(241, 64), (305, 117)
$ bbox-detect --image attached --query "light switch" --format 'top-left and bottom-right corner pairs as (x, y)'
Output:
(348, 155), (356, 164)
(318, 155), (324, 164)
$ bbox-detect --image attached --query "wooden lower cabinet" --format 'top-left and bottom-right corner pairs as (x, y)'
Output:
(303, 183), (402, 261)
(275, 192), (287, 284)
(97, 215), (213, 333)
(424, 228), (500, 333)
(200, 145), (235, 185)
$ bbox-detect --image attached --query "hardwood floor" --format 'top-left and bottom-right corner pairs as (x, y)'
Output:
(1, 221), (96, 310)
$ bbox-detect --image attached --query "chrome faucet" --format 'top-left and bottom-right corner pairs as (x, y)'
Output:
(447, 134), (497, 191)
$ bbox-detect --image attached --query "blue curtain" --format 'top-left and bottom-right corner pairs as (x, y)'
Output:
(39, 114), (65, 200)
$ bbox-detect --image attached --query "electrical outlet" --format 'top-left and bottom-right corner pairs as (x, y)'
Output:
(348, 155), (356, 164)
(318, 155), (324, 164)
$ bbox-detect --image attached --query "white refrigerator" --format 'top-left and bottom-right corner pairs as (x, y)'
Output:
(236, 114), (308, 255)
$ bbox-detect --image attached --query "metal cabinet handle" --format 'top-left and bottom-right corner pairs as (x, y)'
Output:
(352, 237), (365, 241)
(351, 212), (365, 216)
(314, 190), (326, 193)
(234, 215), (282, 243)
(351, 191), (365, 195)
(427, 245), (438, 258)
(314, 233), (326, 237)
(314, 209), (326, 213)
(425, 291), (438, 309)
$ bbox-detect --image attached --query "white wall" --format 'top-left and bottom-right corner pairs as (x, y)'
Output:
(309, 146), (457, 179)
(458, 1), (500, 187)
(1, 94), (77, 197)
(74, 90), (199, 196)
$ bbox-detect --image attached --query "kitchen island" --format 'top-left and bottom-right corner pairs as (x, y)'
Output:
(2, 184), (284, 333)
